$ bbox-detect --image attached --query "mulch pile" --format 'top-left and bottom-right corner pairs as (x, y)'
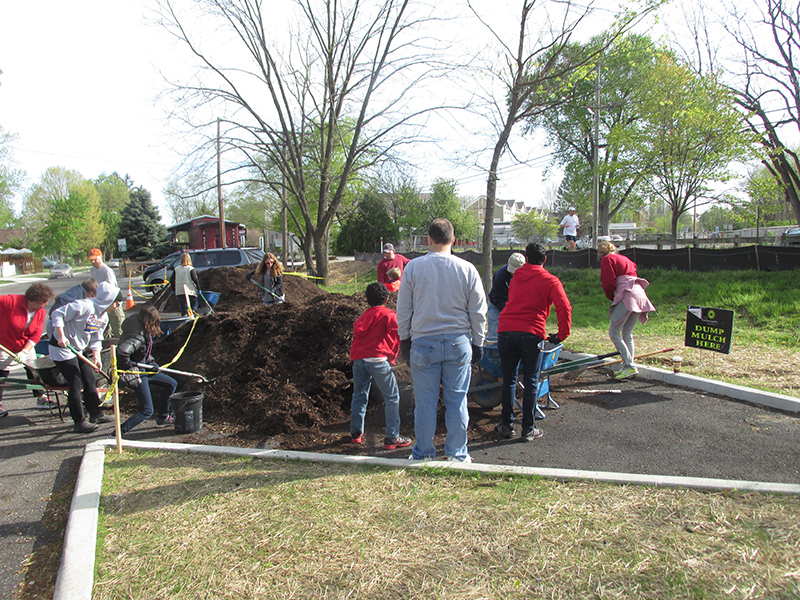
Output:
(148, 266), (416, 449)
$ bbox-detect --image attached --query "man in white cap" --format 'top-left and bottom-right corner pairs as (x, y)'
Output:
(559, 207), (580, 251)
(486, 252), (525, 342)
(376, 243), (410, 286)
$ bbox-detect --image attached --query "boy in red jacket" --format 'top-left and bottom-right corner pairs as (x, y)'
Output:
(350, 282), (412, 450)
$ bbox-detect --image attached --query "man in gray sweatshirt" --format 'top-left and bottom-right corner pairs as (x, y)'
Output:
(397, 218), (487, 462)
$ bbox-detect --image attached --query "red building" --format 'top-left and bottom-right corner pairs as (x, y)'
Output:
(167, 215), (247, 250)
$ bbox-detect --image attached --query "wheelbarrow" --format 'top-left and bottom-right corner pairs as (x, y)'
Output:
(468, 341), (562, 419)
(0, 356), (69, 421)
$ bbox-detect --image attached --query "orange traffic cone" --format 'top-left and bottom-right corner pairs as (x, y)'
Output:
(125, 287), (135, 310)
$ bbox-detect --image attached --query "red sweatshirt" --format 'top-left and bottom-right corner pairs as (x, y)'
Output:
(600, 253), (637, 301)
(0, 294), (46, 353)
(498, 263), (571, 341)
(350, 305), (400, 364)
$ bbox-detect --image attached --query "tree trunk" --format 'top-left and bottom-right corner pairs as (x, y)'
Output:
(482, 127), (513, 292)
(313, 229), (329, 285)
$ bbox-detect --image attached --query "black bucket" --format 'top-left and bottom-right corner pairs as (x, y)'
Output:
(367, 382), (415, 425)
(171, 391), (203, 434)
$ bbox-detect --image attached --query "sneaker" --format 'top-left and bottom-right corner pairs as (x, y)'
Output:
(614, 367), (639, 380)
(445, 455), (474, 464)
(73, 420), (99, 433)
(494, 423), (514, 439)
(89, 413), (112, 424)
(0, 403), (7, 419)
(36, 398), (57, 410)
(520, 428), (543, 442)
(383, 436), (412, 450)
(351, 433), (363, 444)
(155, 415), (174, 427)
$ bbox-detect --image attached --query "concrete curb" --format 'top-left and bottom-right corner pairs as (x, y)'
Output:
(559, 350), (800, 414)
(53, 436), (800, 600)
(53, 442), (105, 600)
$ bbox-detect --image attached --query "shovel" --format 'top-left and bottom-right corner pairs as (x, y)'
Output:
(0, 342), (36, 369)
(247, 277), (283, 301)
(133, 362), (211, 383)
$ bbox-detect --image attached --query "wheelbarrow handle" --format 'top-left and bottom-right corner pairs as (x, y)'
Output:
(133, 362), (208, 383)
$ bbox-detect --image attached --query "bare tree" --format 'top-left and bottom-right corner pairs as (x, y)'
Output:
(156, 0), (443, 281)
(467, 0), (656, 290)
(720, 0), (800, 224)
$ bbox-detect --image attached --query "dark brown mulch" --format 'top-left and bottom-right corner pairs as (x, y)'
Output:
(147, 263), (495, 452)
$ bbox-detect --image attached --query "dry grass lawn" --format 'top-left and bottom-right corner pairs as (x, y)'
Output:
(95, 450), (800, 600)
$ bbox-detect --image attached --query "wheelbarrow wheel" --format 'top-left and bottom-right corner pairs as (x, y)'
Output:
(469, 366), (502, 409)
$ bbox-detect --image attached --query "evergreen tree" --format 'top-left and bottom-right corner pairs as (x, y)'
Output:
(118, 187), (170, 260)
(334, 192), (398, 254)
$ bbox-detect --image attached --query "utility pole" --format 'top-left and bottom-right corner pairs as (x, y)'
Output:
(217, 118), (226, 248)
(592, 59), (600, 248)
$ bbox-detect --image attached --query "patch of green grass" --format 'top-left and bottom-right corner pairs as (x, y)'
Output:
(550, 268), (800, 350)
(95, 450), (800, 600)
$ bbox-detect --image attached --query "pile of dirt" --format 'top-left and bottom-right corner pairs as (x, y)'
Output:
(147, 265), (327, 313)
(149, 266), (382, 446)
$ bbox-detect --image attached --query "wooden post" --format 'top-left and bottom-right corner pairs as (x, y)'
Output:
(111, 345), (122, 454)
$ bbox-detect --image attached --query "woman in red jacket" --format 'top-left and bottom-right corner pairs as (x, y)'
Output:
(0, 283), (55, 417)
(599, 241), (656, 379)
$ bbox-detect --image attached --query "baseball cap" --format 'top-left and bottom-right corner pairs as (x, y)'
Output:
(88, 248), (102, 259)
(568, 206), (576, 211)
(383, 243), (394, 252)
(507, 252), (525, 274)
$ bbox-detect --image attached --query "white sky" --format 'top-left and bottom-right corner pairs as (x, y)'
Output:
(0, 0), (768, 228)
(0, 0), (568, 226)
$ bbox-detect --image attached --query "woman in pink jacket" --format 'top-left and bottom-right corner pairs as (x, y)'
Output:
(598, 241), (656, 379)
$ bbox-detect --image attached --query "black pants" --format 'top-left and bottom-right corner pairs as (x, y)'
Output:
(54, 358), (101, 424)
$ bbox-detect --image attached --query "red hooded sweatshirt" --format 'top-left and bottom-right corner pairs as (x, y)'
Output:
(350, 305), (400, 364)
(497, 263), (572, 341)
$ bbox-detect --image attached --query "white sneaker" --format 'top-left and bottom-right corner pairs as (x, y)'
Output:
(445, 455), (473, 464)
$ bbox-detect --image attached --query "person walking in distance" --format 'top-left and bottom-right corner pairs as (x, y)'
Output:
(495, 243), (571, 441)
(559, 207), (580, 251)
(396, 218), (487, 463)
(598, 240), (656, 379)
(349, 282), (412, 451)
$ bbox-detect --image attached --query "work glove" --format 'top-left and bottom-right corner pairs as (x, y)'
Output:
(547, 333), (561, 346)
(245, 272), (253, 281)
(471, 344), (483, 364)
(120, 368), (142, 389)
(400, 339), (411, 364)
(147, 362), (160, 374)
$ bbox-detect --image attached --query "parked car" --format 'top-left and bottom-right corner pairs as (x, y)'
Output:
(49, 264), (74, 279)
(108, 258), (120, 268)
(144, 247), (265, 294)
(783, 226), (800, 246)
(41, 258), (57, 269)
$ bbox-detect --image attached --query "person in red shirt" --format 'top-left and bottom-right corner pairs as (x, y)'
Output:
(376, 244), (410, 286)
(496, 243), (571, 441)
(599, 241), (656, 379)
(384, 267), (402, 293)
(0, 283), (55, 418)
(349, 282), (412, 450)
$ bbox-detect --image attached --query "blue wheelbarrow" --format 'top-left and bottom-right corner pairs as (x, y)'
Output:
(469, 341), (562, 418)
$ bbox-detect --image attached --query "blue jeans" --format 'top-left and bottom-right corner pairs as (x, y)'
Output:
(120, 372), (178, 434)
(178, 294), (198, 317)
(350, 359), (401, 439)
(486, 303), (501, 343)
(498, 332), (542, 432)
(409, 334), (471, 461)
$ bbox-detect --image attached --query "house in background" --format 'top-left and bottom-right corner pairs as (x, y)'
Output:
(467, 197), (530, 223)
(167, 215), (247, 250)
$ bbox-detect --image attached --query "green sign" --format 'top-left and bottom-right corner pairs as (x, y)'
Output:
(684, 306), (734, 354)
